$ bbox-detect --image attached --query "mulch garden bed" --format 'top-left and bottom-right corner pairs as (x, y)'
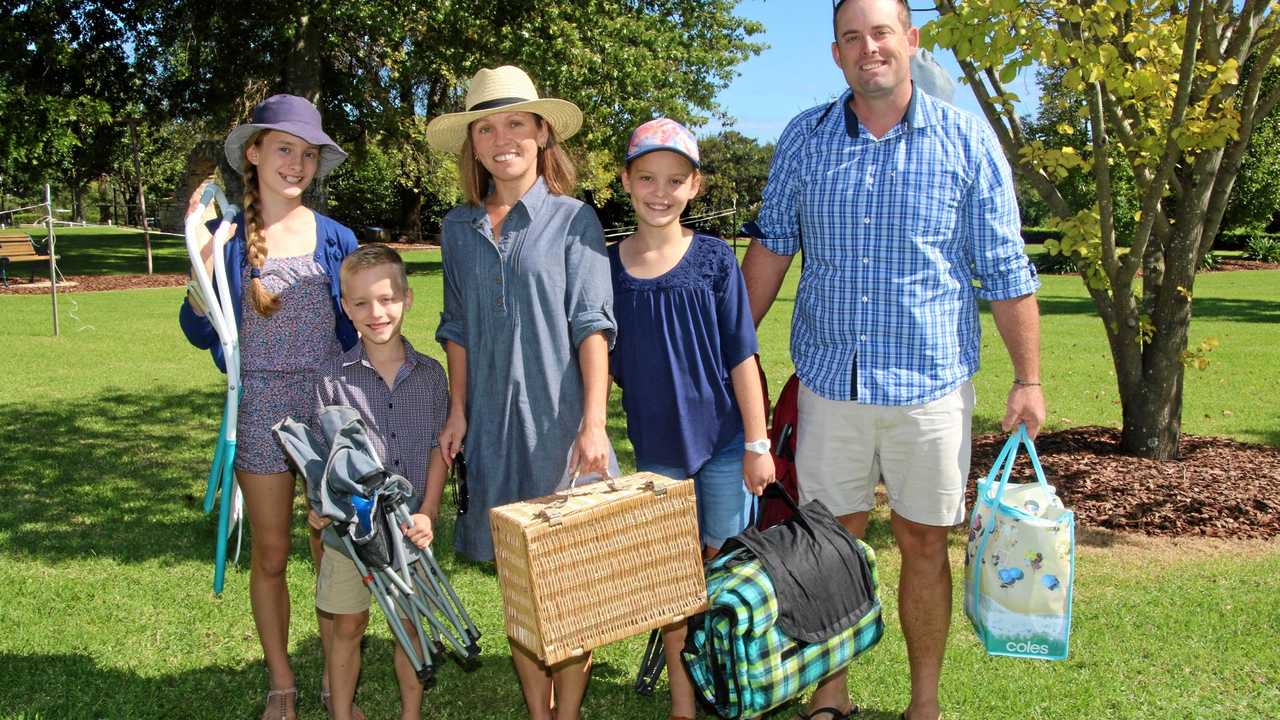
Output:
(969, 426), (1280, 540)
(0, 273), (187, 294)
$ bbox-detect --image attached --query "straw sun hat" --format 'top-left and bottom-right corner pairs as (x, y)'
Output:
(425, 66), (583, 154)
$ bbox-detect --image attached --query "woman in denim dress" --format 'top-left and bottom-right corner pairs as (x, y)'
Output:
(426, 65), (615, 720)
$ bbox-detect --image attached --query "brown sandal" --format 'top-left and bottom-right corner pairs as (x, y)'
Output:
(261, 687), (297, 720)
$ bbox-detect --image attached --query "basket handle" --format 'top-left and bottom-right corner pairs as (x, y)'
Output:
(538, 475), (667, 525)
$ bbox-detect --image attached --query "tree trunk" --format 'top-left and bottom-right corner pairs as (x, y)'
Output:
(1111, 222), (1197, 460)
(72, 183), (84, 223)
(284, 5), (323, 104)
(398, 187), (423, 243)
(1118, 348), (1186, 459)
(163, 140), (222, 232)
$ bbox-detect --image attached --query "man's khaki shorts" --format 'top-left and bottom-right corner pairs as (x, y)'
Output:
(794, 380), (973, 527)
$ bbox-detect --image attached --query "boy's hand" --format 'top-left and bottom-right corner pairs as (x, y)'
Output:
(439, 412), (466, 466)
(402, 513), (434, 549)
(307, 509), (332, 531)
(743, 451), (775, 496)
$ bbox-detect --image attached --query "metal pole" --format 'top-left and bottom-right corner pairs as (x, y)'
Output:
(732, 197), (739, 254)
(46, 184), (59, 337)
(128, 120), (153, 274)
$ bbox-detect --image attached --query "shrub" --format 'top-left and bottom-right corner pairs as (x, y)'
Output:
(1034, 251), (1081, 274)
(1244, 235), (1280, 263)
(1199, 251), (1223, 271)
(1022, 226), (1064, 244)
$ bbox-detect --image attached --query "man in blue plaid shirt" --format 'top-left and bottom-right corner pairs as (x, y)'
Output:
(742, 0), (1045, 718)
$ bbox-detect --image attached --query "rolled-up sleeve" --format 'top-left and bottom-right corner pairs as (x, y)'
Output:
(564, 205), (616, 349)
(967, 126), (1040, 301)
(435, 225), (468, 349)
(743, 115), (806, 257)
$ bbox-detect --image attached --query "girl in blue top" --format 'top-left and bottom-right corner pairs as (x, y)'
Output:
(608, 118), (774, 720)
(179, 94), (357, 720)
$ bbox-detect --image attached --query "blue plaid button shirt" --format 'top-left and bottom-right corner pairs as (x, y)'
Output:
(747, 86), (1039, 405)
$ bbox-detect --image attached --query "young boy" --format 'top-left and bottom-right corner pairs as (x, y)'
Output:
(308, 244), (449, 720)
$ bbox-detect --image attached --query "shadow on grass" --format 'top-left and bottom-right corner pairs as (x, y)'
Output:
(0, 632), (520, 720)
(0, 388), (238, 564)
(402, 255), (442, 278)
(0, 650), (274, 719)
(32, 229), (193, 276)
(1030, 294), (1280, 324)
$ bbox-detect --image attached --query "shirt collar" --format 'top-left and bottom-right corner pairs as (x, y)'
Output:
(446, 175), (551, 222)
(840, 82), (928, 139)
(340, 337), (419, 370)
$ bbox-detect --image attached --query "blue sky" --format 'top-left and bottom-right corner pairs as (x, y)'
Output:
(710, 1), (1042, 142)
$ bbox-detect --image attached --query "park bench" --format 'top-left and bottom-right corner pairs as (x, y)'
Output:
(0, 230), (51, 287)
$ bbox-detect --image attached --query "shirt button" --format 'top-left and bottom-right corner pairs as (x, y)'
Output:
(862, 257), (870, 264)
(863, 217), (870, 224)
(390, 432), (397, 439)
(861, 296), (869, 303)
(388, 402), (393, 409)
(394, 460), (400, 466)
(859, 334), (867, 341)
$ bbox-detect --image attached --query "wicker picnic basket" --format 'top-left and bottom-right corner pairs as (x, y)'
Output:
(489, 472), (706, 665)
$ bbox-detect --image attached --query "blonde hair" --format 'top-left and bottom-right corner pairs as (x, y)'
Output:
(340, 244), (408, 296)
(458, 116), (577, 206)
(241, 131), (280, 316)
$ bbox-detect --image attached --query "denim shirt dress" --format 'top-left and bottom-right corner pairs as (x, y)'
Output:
(436, 177), (616, 561)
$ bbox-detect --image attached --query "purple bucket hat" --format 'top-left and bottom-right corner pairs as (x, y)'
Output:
(224, 94), (348, 177)
(625, 118), (700, 168)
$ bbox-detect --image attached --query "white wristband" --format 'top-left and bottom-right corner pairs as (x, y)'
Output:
(744, 438), (771, 455)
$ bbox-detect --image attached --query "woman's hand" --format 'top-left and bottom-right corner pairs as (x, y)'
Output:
(743, 450), (775, 496)
(438, 411), (466, 467)
(569, 421), (610, 479)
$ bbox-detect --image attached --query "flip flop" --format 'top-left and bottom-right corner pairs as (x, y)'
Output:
(796, 705), (859, 720)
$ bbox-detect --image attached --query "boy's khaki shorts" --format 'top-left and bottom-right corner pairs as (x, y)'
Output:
(316, 546), (372, 615)
(794, 380), (974, 527)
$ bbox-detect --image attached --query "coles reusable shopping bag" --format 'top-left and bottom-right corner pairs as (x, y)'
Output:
(964, 425), (1075, 660)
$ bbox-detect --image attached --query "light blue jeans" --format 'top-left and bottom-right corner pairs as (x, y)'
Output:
(639, 431), (756, 550)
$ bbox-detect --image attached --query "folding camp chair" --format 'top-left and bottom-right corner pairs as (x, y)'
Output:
(275, 407), (481, 681)
(183, 183), (245, 593)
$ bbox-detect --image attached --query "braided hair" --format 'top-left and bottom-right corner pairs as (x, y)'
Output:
(241, 136), (281, 316)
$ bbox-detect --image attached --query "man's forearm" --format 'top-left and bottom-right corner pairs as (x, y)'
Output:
(990, 294), (1041, 382)
(741, 239), (795, 328)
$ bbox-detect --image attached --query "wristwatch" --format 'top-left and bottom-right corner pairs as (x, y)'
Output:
(744, 438), (771, 455)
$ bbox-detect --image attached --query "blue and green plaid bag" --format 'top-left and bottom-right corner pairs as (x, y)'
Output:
(682, 539), (883, 718)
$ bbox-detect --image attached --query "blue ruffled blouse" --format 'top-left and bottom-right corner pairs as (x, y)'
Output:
(609, 233), (759, 476)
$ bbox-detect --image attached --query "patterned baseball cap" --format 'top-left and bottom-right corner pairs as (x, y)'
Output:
(625, 118), (700, 168)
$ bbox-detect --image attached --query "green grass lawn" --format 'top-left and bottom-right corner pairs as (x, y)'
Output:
(1, 242), (1277, 718)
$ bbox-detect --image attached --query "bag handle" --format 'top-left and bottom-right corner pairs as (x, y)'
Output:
(756, 481), (813, 533)
(984, 424), (1052, 512)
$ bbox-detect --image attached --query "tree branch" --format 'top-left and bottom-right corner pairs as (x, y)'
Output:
(1088, 80), (1121, 285)
(1122, 0), (1205, 282)
(1223, 0), (1269, 67)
